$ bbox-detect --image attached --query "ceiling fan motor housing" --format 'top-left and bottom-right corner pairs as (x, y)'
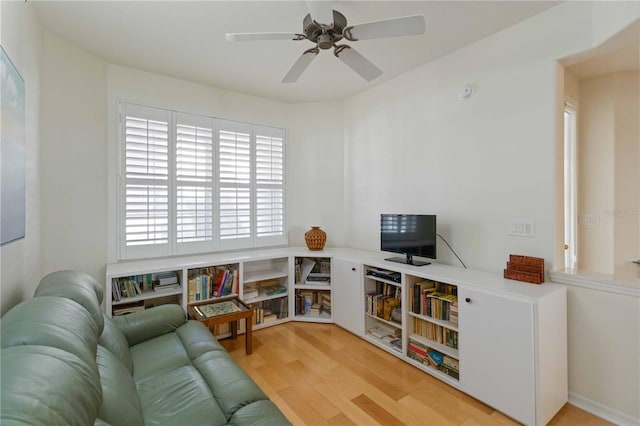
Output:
(303, 10), (348, 49)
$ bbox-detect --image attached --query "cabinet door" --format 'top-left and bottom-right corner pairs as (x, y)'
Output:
(332, 258), (364, 336)
(459, 288), (536, 425)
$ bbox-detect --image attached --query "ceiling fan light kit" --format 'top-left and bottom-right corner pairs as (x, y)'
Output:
(225, 1), (426, 83)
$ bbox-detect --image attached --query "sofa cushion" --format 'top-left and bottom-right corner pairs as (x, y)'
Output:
(130, 332), (192, 382)
(1, 296), (99, 371)
(35, 270), (105, 334)
(228, 400), (292, 426)
(96, 345), (144, 426)
(136, 365), (227, 426)
(194, 350), (269, 420)
(1, 345), (102, 425)
(176, 320), (227, 359)
(99, 316), (133, 373)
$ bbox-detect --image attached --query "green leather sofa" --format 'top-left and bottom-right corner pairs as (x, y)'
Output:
(0, 270), (291, 426)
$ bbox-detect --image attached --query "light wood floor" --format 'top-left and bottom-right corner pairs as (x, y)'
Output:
(219, 322), (611, 426)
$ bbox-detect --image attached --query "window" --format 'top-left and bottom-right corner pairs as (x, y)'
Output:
(563, 102), (577, 270)
(118, 102), (286, 260)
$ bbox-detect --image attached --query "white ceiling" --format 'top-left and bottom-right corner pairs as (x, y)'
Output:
(34, 1), (561, 103)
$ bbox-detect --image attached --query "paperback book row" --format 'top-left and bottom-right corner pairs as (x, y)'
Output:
(366, 281), (402, 323)
(295, 290), (331, 316)
(412, 317), (458, 349)
(411, 280), (458, 325)
(294, 257), (331, 285)
(249, 297), (288, 325)
(188, 266), (238, 302)
(112, 271), (180, 302)
(407, 338), (459, 380)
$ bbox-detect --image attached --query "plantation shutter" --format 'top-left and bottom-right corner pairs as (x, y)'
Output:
(254, 125), (286, 247)
(117, 102), (287, 260)
(218, 120), (252, 250)
(120, 104), (171, 259)
(175, 113), (215, 254)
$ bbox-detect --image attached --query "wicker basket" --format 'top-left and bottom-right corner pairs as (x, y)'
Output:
(304, 226), (327, 251)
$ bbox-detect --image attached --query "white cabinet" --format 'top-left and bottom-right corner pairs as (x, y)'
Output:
(459, 288), (536, 425)
(332, 258), (364, 336)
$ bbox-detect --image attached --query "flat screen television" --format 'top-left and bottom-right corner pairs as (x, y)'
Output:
(381, 214), (436, 266)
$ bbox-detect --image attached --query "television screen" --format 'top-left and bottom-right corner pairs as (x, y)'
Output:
(381, 214), (436, 266)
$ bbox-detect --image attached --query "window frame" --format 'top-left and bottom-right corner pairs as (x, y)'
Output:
(117, 101), (287, 260)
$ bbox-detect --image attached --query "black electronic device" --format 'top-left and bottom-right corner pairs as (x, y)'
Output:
(366, 269), (401, 283)
(381, 214), (436, 266)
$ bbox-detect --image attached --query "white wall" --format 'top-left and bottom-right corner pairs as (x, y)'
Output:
(0, 2), (42, 315)
(577, 71), (640, 278)
(343, 1), (640, 421)
(613, 72), (639, 282)
(285, 102), (345, 247)
(40, 30), (108, 283)
(578, 74), (615, 272)
(344, 3), (595, 271)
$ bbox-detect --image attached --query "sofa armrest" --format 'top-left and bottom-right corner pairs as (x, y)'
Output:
(112, 304), (187, 346)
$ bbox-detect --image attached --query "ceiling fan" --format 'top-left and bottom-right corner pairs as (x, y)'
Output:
(225, 1), (426, 83)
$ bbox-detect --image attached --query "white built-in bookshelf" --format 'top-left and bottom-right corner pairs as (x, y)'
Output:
(105, 246), (567, 426)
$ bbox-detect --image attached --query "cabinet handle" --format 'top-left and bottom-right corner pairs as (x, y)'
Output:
(352, 267), (356, 271)
(465, 297), (472, 303)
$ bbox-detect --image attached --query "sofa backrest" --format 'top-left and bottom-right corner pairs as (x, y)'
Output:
(35, 270), (105, 334)
(1, 296), (101, 370)
(1, 345), (103, 425)
(0, 293), (104, 425)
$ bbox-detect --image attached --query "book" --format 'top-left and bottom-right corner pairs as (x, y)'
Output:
(305, 272), (330, 285)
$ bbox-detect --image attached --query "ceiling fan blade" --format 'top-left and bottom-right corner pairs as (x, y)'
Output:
(306, 1), (334, 27)
(335, 46), (382, 81)
(282, 49), (319, 83)
(225, 32), (301, 42)
(344, 15), (425, 41)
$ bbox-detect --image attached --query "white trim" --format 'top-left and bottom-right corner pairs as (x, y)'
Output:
(550, 270), (640, 298)
(568, 392), (640, 426)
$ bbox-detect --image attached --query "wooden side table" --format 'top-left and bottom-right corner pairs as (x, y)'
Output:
(187, 296), (254, 355)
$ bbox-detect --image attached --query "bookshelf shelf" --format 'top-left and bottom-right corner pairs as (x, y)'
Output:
(107, 269), (183, 316)
(363, 264), (403, 359)
(294, 312), (332, 322)
(365, 312), (401, 330)
(294, 283), (331, 290)
(243, 257), (290, 330)
(187, 263), (240, 303)
(408, 333), (459, 359)
(405, 356), (460, 386)
(241, 292), (288, 304)
(408, 311), (458, 332)
(112, 286), (183, 306)
(293, 257), (332, 321)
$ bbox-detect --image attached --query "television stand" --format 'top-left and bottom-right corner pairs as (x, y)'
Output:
(384, 254), (431, 266)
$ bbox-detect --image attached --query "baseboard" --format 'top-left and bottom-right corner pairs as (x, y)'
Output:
(569, 392), (639, 426)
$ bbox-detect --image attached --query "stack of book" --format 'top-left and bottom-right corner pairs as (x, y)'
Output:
(258, 280), (287, 297)
(305, 272), (330, 285)
(113, 300), (145, 316)
(319, 292), (331, 314)
(243, 286), (259, 300)
(504, 254), (545, 284)
(153, 272), (180, 292)
(309, 303), (322, 316)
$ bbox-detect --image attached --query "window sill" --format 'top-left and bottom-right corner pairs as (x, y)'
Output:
(550, 269), (640, 298)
